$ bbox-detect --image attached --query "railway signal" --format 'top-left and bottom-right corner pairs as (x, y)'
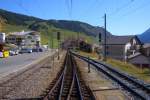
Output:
(88, 56), (91, 73)
(99, 32), (102, 42)
(57, 32), (61, 60)
(57, 32), (61, 40)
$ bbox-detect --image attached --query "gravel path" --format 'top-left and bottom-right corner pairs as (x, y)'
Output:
(75, 57), (131, 100)
(0, 51), (66, 99)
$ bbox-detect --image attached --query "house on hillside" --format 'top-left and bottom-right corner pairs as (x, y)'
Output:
(105, 35), (133, 61)
(79, 41), (92, 53)
(102, 33), (150, 68)
(124, 36), (142, 61)
(6, 31), (40, 48)
(125, 36), (150, 68)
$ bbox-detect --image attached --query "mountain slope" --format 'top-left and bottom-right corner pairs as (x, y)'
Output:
(47, 20), (111, 37)
(138, 28), (150, 43)
(0, 9), (43, 25)
(0, 9), (111, 37)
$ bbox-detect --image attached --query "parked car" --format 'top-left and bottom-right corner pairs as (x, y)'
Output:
(32, 48), (43, 52)
(19, 48), (32, 54)
(9, 48), (19, 56)
(39, 48), (43, 52)
(32, 48), (38, 52)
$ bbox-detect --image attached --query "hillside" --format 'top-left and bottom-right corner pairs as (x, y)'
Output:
(47, 20), (111, 37)
(138, 28), (150, 43)
(0, 9), (111, 47)
(0, 9), (43, 25)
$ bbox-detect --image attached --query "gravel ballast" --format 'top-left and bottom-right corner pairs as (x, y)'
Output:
(75, 57), (131, 100)
(0, 51), (66, 99)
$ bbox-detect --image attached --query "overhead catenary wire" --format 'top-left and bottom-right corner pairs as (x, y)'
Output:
(120, 0), (150, 18)
(109, 0), (150, 23)
(15, 0), (31, 15)
(65, 0), (73, 19)
(36, 0), (46, 19)
(75, 0), (105, 27)
(81, 0), (105, 18)
(108, 0), (135, 17)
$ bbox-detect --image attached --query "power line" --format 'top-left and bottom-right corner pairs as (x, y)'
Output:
(110, 0), (150, 22)
(81, 0), (104, 17)
(15, 0), (31, 15)
(108, 0), (150, 27)
(65, 0), (73, 18)
(108, 0), (135, 17)
(121, 1), (150, 18)
(36, 0), (47, 19)
(70, 0), (73, 18)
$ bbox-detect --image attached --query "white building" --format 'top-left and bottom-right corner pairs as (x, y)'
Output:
(124, 36), (142, 61)
(0, 32), (5, 43)
(6, 31), (41, 48)
(125, 36), (150, 68)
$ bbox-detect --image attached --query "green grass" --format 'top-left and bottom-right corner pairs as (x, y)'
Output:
(79, 51), (99, 59)
(40, 26), (96, 48)
(107, 59), (150, 83)
(1, 24), (96, 49)
(1, 24), (28, 33)
(78, 50), (150, 83)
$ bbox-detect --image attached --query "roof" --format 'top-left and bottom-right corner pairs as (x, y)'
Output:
(132, 35), (143, 45)
(128, 52), (150, 64)
(128, 52), (141, 59)
(138, 28), (150, 43)
(143, 43), (150, 48)
(11, 31), (39, 36)
(106, 35), (134, 45)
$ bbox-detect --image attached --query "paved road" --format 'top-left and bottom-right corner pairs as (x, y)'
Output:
(0, 50), (54, 79)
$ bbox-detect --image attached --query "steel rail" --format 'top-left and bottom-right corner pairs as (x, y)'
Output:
(71, 55), (84, 100)
(72, 52), (149, 100)
(43, 51), (95, 100)
(70, 54), (95, 100)
(80, 54), (150, 93)
(89, 58), (150, 93)
(75, 73), (84, 100)
(43, 52), (69, 100)
(58, 52), (72, 100)
(66, 54), (80, 100)
(59, 53), (74, 99)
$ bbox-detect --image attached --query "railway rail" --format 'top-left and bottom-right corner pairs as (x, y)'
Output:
(43, 52), (95, 100)
(71, 52), (150, 100)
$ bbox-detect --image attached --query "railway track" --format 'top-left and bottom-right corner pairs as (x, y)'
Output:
(43, 52), (95, 100)
(72, 52), (150, 100)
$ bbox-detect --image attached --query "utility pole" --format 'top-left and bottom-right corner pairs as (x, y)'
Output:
(104, 13), (107, 61)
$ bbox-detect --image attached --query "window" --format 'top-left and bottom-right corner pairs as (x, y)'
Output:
(106, 51), (109, 55)
(106, 46), (109, 49)
(27, 36), (32, 39)
(31, 40), (35, 42)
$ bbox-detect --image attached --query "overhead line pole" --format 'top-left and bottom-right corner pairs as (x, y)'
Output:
(51, 32), (54, 66)
(104, 13), (107, 61)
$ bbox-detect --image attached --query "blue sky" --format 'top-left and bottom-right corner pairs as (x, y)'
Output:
(0, 0), (150, 35)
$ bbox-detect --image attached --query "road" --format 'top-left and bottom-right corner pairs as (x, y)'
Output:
(0, 50), (55, 79)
